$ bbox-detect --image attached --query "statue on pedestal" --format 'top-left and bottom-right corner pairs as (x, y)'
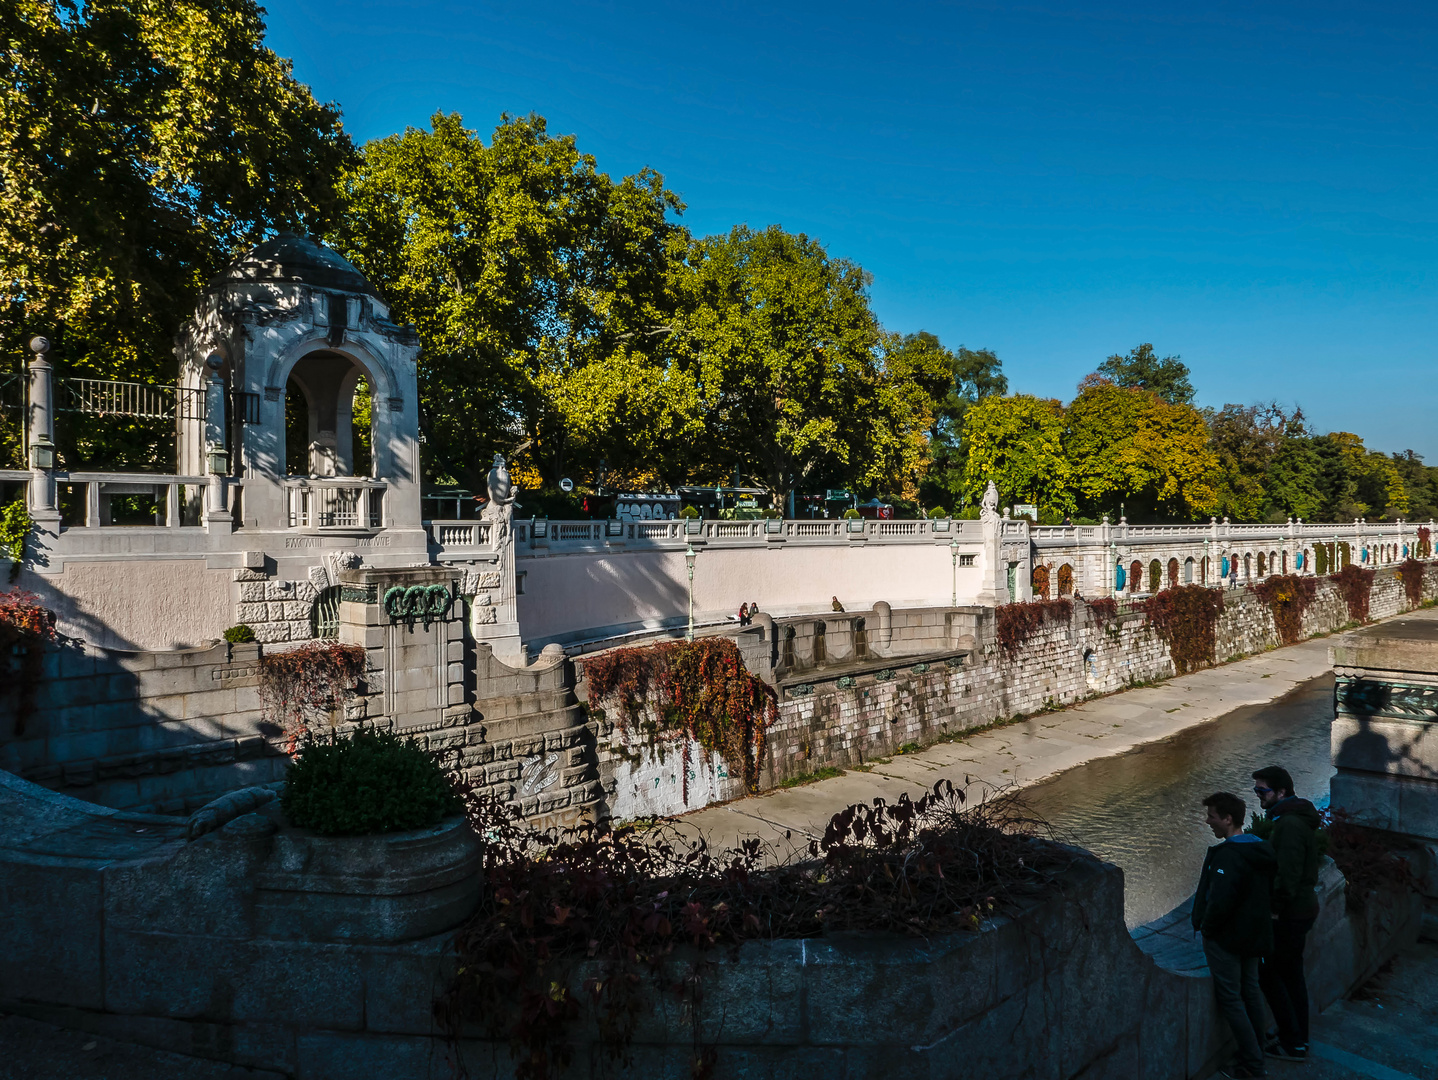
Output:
(979, 480), (1000, 525)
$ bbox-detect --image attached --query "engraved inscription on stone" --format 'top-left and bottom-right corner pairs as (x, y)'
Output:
(520, 752), (560, 795)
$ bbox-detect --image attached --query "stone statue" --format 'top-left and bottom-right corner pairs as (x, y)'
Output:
(486, 453), (516, 514)
(979, 481), (1000, 524)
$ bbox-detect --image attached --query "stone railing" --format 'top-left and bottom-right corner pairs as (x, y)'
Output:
(35, 471), (213, 529)
(425, 518), (497, 556)
(283, 477), (386, 529)
(513, 516), (986, 553)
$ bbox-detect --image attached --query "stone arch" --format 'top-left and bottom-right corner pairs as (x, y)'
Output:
(1148, 559), (1162, 592)
(1057, 563), (1074, 597)
(1032, 563), (1051, 600)
(268, 335), (400, 480)
(1201, 555), (1209, 584)
(1243, 552), (1252, 579)
(1130, 560), (1143, 593)
(1184, 557), (1194, 584)
(1167, 557), (1179, 588)
(1270, 551), (1279, 575)
(1302, 547), (1312, 573)
(1082, 647), (1099, 690)
(1282, 549), (1288, 574)
(1257, 552), (1267, 577)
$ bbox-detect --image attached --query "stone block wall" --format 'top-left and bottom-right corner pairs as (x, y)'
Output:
(0, 641), (284, 814)
(1, 768), (1419, 1080)
(234, 568), (321, 644)
(589, 563), (1438, 822)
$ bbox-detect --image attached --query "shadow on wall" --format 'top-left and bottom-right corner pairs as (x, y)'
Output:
(0, 639), (285, 815)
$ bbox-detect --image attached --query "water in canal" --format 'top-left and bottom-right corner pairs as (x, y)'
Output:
(1019, 674), (1335, 928)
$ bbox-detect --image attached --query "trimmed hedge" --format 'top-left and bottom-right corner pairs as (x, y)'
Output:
(282, 729), (461, 836)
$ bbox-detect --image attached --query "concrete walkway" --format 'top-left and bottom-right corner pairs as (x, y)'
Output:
(675, 609), (1438, 856)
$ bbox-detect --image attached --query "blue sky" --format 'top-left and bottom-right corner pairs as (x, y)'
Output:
(268, 1), (1438, 458)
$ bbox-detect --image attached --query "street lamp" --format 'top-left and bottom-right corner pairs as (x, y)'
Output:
(950, 537), (960, 606)
(685, 542), (698, 641)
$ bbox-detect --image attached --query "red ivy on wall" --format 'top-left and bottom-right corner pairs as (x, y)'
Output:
(1331, 564), (1376, 624)
(257, 642), (368, 748)
(1144, 585), (1225, 675)
(583, 636), (778, 794)
(1251, 575), (1319, 646)
(0, 589), (56, 736)
(1398, 559), (1427, 607)
(994, 599), (1073, 660)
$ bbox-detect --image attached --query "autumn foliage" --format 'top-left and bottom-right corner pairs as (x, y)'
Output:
(256, 642), (368, 746)
(994, 598), (1073, 659)
(1331, 564), (1376, 624)
(582, 636), (778, 794)
(1251, 574), (1319, 646)
(1144, 585), (1225, 674)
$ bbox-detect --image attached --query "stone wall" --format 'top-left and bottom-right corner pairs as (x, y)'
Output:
(0, 639), (284, 814)
(588, 563), (1438, 822)
(0, 768), (1420, 1080)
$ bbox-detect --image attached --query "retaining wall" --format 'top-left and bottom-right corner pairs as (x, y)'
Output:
(0, 768), (1419, 1080)
(590, 563), (1438, 821)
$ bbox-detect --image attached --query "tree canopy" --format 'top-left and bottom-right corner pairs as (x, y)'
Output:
(1088, 343), (1195, 406)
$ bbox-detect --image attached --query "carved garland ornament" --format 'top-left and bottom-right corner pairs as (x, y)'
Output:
(383, 584), (452, 622)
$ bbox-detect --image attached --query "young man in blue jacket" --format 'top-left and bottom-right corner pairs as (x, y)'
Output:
(1253, 765), (1323, 1061)
(1193, 791), (1278, 1079)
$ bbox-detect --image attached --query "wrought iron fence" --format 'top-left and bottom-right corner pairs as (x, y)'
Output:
(59, 378), (206, 421)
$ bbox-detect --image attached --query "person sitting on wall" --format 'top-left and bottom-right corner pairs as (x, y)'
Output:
(1192, 791), (1277, 1080)
(831, 596), (845, 612)
(1251, 766), (1321, 1063)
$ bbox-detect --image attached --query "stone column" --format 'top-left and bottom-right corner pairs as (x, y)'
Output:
(1331, 625), (1438, 935)
(26, 336), (58, 523)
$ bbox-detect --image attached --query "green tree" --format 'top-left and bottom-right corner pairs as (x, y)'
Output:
(1391, 451), (1438, 521)
(904, 336), (1007, 510)
(674, 225), (931, 509)
(0, 0), (355, 468)
(958, 394), (1074, 515)
(1205, 402), (1311, 522)
(1090, 343), (1195, 406)
(332, 111), (688, 494)
(1262, 420), (1322, 522)
(1064, 383), (1217, 520)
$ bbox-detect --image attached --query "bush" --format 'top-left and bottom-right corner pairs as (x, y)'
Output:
(842, 508), (861, 519)
(282, 729), (461, 836)
(679, 504), (699, 518)
(927, 505), (947, 518)
(223, 623), (256, 643)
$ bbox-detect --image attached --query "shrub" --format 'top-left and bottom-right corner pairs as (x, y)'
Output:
(282, 729), (461, 836)
(223, 623), (256, 643)
(0, 497), (32, 582)
(842, 508), (861, 519)
(927, 505), (946, 519)
(679, 505), (699, 518)
(1331, 564), (1376, 624)
(1145, 585), (1224, 674)
(1398, 558), (1426, 607)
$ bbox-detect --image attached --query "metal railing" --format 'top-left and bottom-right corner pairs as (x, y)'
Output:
(59, 378), (206, 421)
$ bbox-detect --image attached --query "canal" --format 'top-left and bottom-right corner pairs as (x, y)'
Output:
(1020, 673), (1336, 928)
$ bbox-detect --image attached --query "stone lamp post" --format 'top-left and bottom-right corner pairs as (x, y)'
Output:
(950, 536), (960, 606)
(685, 542), (697, 641)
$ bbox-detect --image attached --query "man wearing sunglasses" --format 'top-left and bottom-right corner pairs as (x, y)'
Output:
(1252, 765), (1322, 1063)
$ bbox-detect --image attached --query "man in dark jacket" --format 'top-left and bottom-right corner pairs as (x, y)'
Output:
(1252, 765), (1322, 1061)
(1193, 791), (1277, 1079)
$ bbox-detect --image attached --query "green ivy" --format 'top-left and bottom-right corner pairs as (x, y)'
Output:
(0, 497), (32, 582)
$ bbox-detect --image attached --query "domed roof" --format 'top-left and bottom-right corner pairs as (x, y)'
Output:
(214, 232), (378, 297)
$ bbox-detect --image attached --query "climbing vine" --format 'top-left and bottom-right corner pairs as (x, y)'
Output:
(0, 589), (56, 735)
(0, 497), (32, 583)
(1331, 564), (1376, 624)
(583, 636), (777, 794)
(994, 598), (1073, 660)
(1086, 597), (1119, 625)
(256, 641), (368, 747)
(1398, 558), (1426, 607)
(1251, 574), (1319, 646)
(1418, 527), (1432, 560)
(1144, 586), (1225, 675)
(437, 781), (1075, 1080)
